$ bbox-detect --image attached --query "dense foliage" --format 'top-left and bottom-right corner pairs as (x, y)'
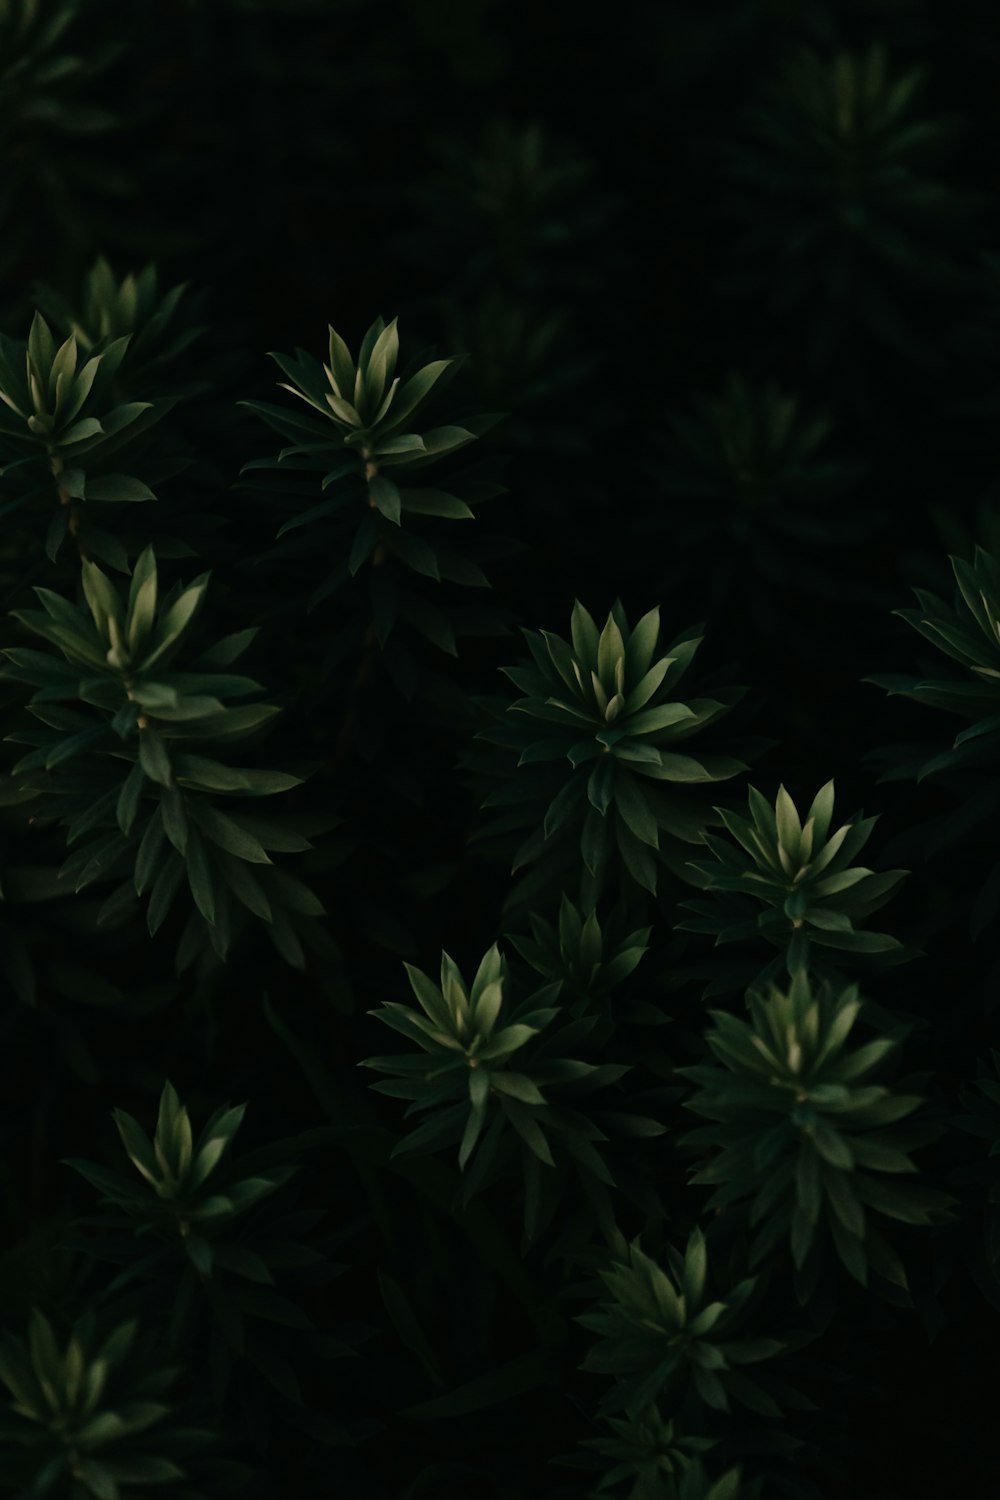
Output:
(1, 1), (997, 1496)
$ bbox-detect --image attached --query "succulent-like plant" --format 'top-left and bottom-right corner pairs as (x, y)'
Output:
(31, 256), (209, 397)
(676, 779), (915, 997)
(575, 1225), (786, 1419)
(463, 598), (761, 915)
(506, 889), (653, 1017)
(627, 375), (867, 637)
(0, 546), (329, 968)
(666, 375), (849, 525)
(721, 43), (975, 369)
(0, 311), (181, 562)
(864, 543), (1000, 938)
(437, 289), (600, 466)
(659, 1460), (750, 1500)
(0, 1306), (247, 1498)
(677, 969), (952, 1299)
(64, 1081), (295, 1275)
(359, 941), (668, 1246)
(61, 1081), (331, 1411)
(404, 117), (606, 297)
(238, 313), (505, 624)
(552, 1402), (722, 1500)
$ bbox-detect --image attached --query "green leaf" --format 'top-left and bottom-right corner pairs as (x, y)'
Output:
(146, 851), (185, 934)
(74, 1459), (120, 1500)
(373, 432), (425, 458)
(141, 579), (209, 670)
(501, 1098), (555, 1164)
(683, 1226), (707, 1305)
(186, 825), (216, 924)
(364, 317), (399, 406)
(326, 325), (356, 397)
(613, 771), (660, 848)
(109, 1107), (158, 1191)
(126, 546), (158, 652)
(382, 359), (454, 432)
(189, 802), (272, 864)
(141, 726), (174, 788)
(400, 487), (474, 519)
(160, 786), (189, 858)
(369, 475), (402, 523)
(489, 1072), (546, 1104)
(85, 474), (156, 503)
(416, 425), (477, 459)
(81, 558), (123, 639)
(775, 784), (803, 858)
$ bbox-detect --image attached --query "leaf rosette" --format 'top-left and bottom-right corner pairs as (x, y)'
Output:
(677, 779), (916, 997)
(575, 1225), (786, 1420)
(507, 888), (653, 1018)
(677, 969), (953, 1300)
(31, 256), (210, 398)
(0, 1305), (243, 1499)
(62, 1082), (342, 1416)
(864, 543), (1000, 939)
(463, 597), (761, 914)
(551, 1401), (751, 1500)
(360, 941), (668, 1246)
(0, 546), (328, 969)
(238, 313), (507, 645)
(721, 42), (976, 368)
(0, 312), (181, 546)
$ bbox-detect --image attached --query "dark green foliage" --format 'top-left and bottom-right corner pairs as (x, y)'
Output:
(360, 942), (669, 1248)
(627, 376), (869, 638)
(0, 311), (181, 565)
(677, 969), (953, 1301)
(401, 117), (610, 460)
(721, 42), (976, 369)
(238, 313), (505, 613)
(0, 547), (328, 970)
(31, 257), (211, 399)
(574, 1225), (787, 1420)
(507, 889), (653, 1018)
(552, 1404), (753, 1500)
(1, 6), (997, 1496)
(676, 779), (917, 999)
(235, 312), (515, 733)
(60, 1081), (360, 1440)
(864, 543), (1000, 939)
(462, 598), (765, 917)
(0, 1305), (248, 1498)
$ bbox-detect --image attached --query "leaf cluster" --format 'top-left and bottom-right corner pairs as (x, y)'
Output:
(721, 42), (977, 363)
(0, 311), (181, 566)
(360, 942), (668, 1246)
(0, 1305), (247, 1499)
(677, 969), (953, 1298)
(60, 1082), (338, 1414)
(238, 313), (505, 647)
(863, 543), (1000, 936)
(464, 597), (759, 914)
(677, 779), (914, 990)
(31, 256), (210, 397)
(575, 1226), (787, 1420)
(0, 546), (327, 969)
(507, 889), (653, 1017)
